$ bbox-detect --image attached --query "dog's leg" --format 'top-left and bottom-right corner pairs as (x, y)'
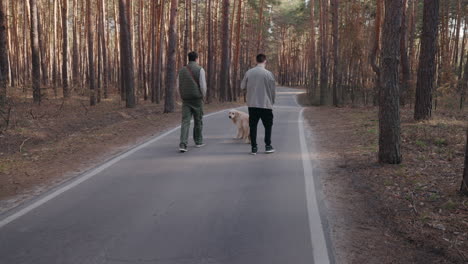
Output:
(243, 123), (251, 144)
(236, 127), (242, 139)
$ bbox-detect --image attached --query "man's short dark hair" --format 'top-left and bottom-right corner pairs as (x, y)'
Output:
(256, 54), (267, 63)
(188, 51), (198, 62)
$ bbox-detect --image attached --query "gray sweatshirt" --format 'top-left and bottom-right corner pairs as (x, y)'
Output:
(240, 64), (276, 109)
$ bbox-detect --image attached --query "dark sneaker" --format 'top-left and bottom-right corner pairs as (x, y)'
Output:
(265, 145), (275, 154)
(195, 143), (206, 148)
(250, 146), (258, 155)
(179, 144), (188, 153)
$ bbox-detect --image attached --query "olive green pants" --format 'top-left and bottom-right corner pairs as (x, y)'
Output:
(180, 100), (204, 147)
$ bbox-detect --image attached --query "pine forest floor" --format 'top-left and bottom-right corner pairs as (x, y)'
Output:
(298, 93), (468, 263)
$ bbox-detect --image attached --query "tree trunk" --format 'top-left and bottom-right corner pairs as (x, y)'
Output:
(461, 129), (468, 195)
(414, 0), (439, 120)
(399, 0), (410, 106)
(331, 0), (339, 106)
(52, 0), (58, 96)
(232, 0), (243, 101)
(309, 0), (317, 101)
(87, 0), (96, 105)
(164, 0), (178, 113)
(183, 0), (191, 64)
(452, 0), (462, 66)
(206, 0), (213, 103)
(61, 0), (69, 98)
(0, 0), (7, 107)
(99, 0), (108, 99)
(256, 0), (265, 53)
(30, 0), (41, 103)
(155, 0), (165, 104)
(319, 0), (329, 105)
(219, 0), (231, 102)
(119, 0), (136, 108)
(150, 0), (157, 103)
(72, 0), (79, 89)
(379, 0), (403, 164)
(37, 6), (47, 86)
(370, 0), (382, 106)
(460, 49), (468, 110)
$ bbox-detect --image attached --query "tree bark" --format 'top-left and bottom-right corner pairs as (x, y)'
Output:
(61, 0), (69, 98)
(370, 0), (382, 106)
(461, 129), (468, 195)
(379, 0), (403, 164)
(232, 0), (243, 101)
(52, 0), (58, 96)
(183, 0), (191, 64)
(452, 0), (462, 65)
(164, 0), (178, 113)
(399, 0), (410, 106)
(156, 0), (165, 104)
(0, 0), (8, 107)
(99, 0), (108, 99)
(414, 0), (439, 120)
(30, 0), (41, 103)
(219, 0), (231, 102)
(309, 0), (317, 101)
(319, 0), (329, 105)
(460, 49), (468, 110)
(206, 0), (213, 103)
(119, 0), (136, 108)
(331, 0), (339, 106)
(72, 0), (79, 89)
(150, 0), (158, 103)
(256, 0), (265, 53)
(36, 6), (47, 86)
(87, 0), (96, 105)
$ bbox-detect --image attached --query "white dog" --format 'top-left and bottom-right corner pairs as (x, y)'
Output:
(228, 109), (250, 143)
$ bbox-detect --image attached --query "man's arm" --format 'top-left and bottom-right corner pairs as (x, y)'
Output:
(199, 68), (207, 97)
(269, 72), (276, 105)
(271, 81), (276, 105)
(240, 73), (248, 91)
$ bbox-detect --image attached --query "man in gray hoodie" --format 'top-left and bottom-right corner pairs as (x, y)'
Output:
(241, 54), (276, 155)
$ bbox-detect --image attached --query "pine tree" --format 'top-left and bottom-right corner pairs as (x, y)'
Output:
(414, 0), (440, 120)
(30, 0), (41, 103)
(0, 0), (8, 107)
(379, 0), (403, 164)
(164, 0), (178, 113)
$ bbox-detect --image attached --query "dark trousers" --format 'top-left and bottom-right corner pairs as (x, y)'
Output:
(248, 107), (273, 148)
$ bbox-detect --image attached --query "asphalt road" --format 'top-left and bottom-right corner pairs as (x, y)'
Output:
(0, 87), (331, 264)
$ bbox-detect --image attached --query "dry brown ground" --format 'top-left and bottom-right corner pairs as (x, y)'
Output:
(299, 94), (467, 263)
(0, 95), (241, 211)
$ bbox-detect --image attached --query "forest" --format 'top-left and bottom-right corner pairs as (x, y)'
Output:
(1, 0), (466, 176)
(0, 0), (463, 107)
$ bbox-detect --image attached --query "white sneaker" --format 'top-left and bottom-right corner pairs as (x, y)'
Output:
(195, 143), (206, 148)
(179, 144), (188, 152)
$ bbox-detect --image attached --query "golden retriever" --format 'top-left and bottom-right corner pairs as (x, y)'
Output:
(228, 109), (250, 143)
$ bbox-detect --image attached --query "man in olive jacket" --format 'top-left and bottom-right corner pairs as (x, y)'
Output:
(178, 52), (207, 152)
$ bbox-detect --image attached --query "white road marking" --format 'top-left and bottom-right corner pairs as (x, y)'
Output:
(298, 108), (331, 264)
(0, 110), (227, 229)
